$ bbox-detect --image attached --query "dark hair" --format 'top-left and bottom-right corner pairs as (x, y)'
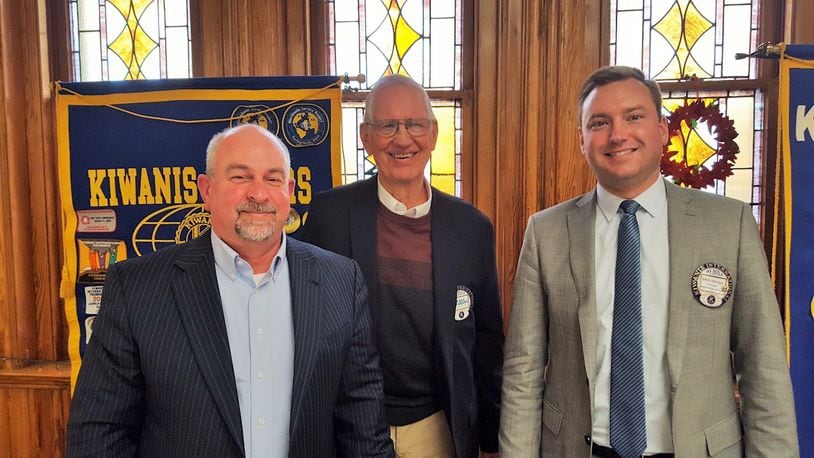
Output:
(577, 66), (663, 124)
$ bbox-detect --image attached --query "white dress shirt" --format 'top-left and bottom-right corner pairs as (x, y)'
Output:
(591, 178), (674, 454)
(377, 178), (432, 218)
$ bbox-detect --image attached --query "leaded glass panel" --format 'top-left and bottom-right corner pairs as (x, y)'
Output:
(328, 0), (463, 195)
(610, 0), (762, 218)
(661, 90), (762, 214)
(611, 0), (759, 80)
(69, 0), (192, 81)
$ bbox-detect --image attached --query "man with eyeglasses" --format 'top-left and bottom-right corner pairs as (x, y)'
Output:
(301, 75), (503, 458)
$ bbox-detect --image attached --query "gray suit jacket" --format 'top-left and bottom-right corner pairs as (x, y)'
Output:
(68, 233), (393, 457)
(499, 180), (798, 457)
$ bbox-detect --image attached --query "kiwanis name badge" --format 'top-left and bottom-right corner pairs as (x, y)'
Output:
(691, 263), (733, 308)
(455, 286), (473, 321)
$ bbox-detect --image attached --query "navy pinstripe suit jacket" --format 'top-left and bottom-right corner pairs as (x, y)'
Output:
(67, 233), (394, 457)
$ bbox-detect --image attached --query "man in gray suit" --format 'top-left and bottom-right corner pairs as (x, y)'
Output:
(499, 66), (798, 457)
(68, 124), (394, 457)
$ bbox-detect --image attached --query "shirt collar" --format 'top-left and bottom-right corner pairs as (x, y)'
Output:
(210, 229), (287, 281)
(376, 177), (432, 218)
(596, 177), (667, 222)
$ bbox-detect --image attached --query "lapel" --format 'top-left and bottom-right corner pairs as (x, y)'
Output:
(430, 190), (456, 368)
(349, 177), (380, 305)
(664, 180), (694, 387)
(171, 232), (244, 453)
(569, 191), (600, 399)
(286, 238), (322, 437)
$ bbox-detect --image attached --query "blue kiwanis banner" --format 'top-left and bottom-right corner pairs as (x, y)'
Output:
(780, 43), (814, 452)
(56, 76), (342, 387)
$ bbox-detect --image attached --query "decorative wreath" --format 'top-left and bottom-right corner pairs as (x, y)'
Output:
(661, 99), (739, 188)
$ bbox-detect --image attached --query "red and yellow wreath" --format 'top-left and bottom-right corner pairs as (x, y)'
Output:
(661, 99), (739, 189)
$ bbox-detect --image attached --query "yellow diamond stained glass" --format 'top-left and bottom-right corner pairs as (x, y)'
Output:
(369, 0), (421, 79)
(652, 0), (713, 79)
(107, 0), (159, 80)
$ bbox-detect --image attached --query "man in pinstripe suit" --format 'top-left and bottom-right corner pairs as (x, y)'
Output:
(68, 124), (394, 457)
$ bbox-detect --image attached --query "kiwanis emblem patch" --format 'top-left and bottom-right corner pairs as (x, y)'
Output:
(283, 103), (329, 147)
(132, 204), (210, 256)
(230, 105), (279, 134)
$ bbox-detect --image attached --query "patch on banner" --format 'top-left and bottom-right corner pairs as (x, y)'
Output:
(84, 285), (104, 314)
(77, 209), (117, 233)
(78, 239), (125, 284)
(283, 103), (329, 147)
(455, 286), (474, 321)
(230, 105), (280, 134)
(691, 262), (733, 308)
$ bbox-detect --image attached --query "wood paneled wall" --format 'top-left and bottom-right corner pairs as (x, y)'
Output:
(0, 0), (800, 456)
(786, 0), (814, 43)
(1, 0), (71, 455)
(468, 0), (604, 316)
(190, 0), (312, 76)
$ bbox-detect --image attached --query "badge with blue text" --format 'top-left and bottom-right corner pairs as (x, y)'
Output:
(455, 286), (473, 321)
(691, 263), (733, 307)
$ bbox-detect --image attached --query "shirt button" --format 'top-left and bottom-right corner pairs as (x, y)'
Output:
(257, 371), (264, 380)
(256, 328), (263, 335)
(258, 417), (265, 426)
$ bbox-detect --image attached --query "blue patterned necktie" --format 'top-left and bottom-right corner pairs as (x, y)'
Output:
(610, 199), (647, 458)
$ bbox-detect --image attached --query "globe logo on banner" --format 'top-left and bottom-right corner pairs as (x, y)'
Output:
(230, 105), (280, 134)
(283, 103), (330, 147)
(132, 204), (211, 256)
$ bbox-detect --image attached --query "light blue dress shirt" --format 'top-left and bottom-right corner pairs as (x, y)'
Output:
(211, 231), (294, 458)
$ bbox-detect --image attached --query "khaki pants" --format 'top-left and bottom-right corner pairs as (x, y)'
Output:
(389, 410), (454, 457)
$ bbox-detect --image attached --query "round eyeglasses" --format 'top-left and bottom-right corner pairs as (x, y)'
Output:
(364, 118), (434, 137)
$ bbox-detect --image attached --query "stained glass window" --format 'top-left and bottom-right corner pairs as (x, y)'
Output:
(661, 91), (762, 213)
(610, 0), (764, 220)
(611, 0), (759, 80)
(69, 0), (192, 81)
(328, 0), (463, 196)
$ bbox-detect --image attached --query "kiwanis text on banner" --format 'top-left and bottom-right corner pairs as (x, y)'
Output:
(780, 43), (814, 453)
(56, 77), (342, 388)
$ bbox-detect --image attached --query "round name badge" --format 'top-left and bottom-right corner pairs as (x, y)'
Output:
(691, 263), (733, 307)
(455, 286), (473, 321)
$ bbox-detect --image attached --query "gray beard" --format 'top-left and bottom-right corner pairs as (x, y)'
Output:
(233, 201), (278, 242)
(234, 218), (277, 242)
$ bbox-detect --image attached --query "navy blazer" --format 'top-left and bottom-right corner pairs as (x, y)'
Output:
(68, 233), (394, 457)
(299, 176), (504, 457)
